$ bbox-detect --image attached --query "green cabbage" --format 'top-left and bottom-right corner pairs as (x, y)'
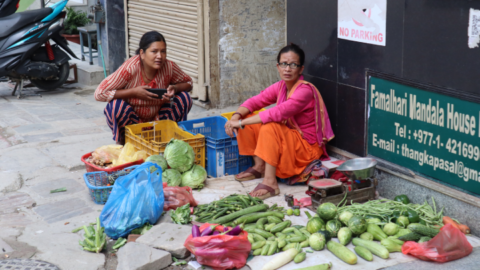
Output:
(181, 165), (206, 189)
(145, 155), (167, 173)
(164, 139), (195, 173)
(162, 169), (182, 186)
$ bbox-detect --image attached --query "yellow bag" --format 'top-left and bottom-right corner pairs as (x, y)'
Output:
(91, 145), (123, 165)
(112, 143), (147, 166)
(132, 150), (148, 162)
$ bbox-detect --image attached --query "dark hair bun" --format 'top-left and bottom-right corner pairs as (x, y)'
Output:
(136, 31), (167, 55)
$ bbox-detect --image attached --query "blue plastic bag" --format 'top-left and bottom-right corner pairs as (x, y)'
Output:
(100, 162), (164, 239)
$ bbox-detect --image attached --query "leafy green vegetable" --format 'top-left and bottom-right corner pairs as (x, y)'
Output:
(181, 165), (206, 189)
(146, 155), (168, 173)
(112, 237), (127, 250)
(164, 139), (195, 173)
(50, 187), (67, 193)
(130, 223), (153, 235)
(172, 257), (187, 266)
(170, 203), (191, 225)
(162, 169), (182, 186)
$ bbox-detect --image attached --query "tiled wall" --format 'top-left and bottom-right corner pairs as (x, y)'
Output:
(287, 0), (480, 157)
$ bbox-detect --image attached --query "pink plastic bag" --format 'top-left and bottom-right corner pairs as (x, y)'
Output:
(402, 223), (473, 263)
(162, 183), (198, 211)
(184, 224), (251, 270)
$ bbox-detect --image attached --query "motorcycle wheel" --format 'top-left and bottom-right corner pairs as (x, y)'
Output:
(30, 62), (70, 91)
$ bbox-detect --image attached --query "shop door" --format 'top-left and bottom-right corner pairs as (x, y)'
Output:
(124, 0), (207, 101)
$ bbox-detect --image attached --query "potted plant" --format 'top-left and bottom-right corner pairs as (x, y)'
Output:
(62, 7), (90, 44)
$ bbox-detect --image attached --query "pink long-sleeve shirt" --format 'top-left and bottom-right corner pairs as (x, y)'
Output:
(241, 77), (318, 145)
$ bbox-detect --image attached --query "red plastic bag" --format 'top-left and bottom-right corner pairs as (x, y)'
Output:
(402, 223), (473, 263)
(163, 183), (198, 211)
(184, 223), (251, 270)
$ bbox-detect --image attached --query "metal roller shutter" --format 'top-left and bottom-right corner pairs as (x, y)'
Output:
(124, 0), (207, 100)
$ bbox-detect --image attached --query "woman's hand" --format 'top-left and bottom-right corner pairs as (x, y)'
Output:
(163, 85), (176, 103)
(133, 85), (158, 100)
(224, 119), (240, 138)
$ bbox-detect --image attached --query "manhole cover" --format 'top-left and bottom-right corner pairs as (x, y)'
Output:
(0, 259), (60, 270)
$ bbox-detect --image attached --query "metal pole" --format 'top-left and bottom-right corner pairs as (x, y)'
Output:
(96, 23), (107, 78)
(41, 0), (45, 8)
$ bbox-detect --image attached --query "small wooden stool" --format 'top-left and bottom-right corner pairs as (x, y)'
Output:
(78, 24), (98, 65)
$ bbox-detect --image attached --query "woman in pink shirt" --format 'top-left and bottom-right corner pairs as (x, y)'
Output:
(225, 44), (334, 199)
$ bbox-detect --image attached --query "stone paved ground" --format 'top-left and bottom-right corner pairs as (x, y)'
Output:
(1, 82), (480, 270)
(0, 81), (234, 270)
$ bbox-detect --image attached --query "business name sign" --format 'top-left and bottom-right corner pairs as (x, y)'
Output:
(338, 0), (387, 46)
(368, 75), (480, 196)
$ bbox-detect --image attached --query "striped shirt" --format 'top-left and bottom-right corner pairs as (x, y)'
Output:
(94, 55), (192, 122)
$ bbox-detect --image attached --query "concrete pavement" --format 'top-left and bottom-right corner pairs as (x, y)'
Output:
(0, 81), (235, 269)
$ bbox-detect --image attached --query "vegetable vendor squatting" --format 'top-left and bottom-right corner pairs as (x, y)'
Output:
(225, 43), (334, 199)
(94, 31), (193, 144)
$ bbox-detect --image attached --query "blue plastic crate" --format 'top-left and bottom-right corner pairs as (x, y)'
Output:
(179, 116), (253, 177)
(83, 165), (138, 204)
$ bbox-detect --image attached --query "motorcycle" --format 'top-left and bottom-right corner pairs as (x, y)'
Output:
(0, 0), (19, 18)
(0, 0), (77, 98)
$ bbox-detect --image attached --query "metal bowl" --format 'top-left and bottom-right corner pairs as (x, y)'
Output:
(336, 158), (378, 180)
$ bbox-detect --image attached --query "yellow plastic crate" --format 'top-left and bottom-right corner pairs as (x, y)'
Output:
(221, 108), (266, 120)
(125, 120), (205, 168)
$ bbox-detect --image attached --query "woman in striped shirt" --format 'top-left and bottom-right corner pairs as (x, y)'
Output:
(95, 31), (193, 144)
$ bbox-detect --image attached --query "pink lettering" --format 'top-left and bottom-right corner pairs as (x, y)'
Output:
(378, 33), (384, 42)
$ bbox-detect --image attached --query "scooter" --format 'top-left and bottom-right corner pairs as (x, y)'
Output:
(0, 0), (19, 17)
(0, 0), (77, 98)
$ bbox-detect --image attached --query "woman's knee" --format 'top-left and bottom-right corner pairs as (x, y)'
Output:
(259, 122), (282, 133)
(175, 92), (193, 112)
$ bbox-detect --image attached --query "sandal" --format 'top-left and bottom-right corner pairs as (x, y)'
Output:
(250, 183), (280, 200)
(234, 167), (262, 182)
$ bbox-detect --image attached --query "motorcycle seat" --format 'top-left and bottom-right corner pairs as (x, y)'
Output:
(0, 8), (53, 38)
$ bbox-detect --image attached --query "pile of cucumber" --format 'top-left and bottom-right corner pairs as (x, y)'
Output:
(244, 214), (313, 262)
(316, 204), (441, 265)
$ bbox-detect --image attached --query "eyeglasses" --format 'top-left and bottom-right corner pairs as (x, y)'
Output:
(278, 62), (302, 69)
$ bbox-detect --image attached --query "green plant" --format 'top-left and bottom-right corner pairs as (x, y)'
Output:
(63, 7), (89, 35)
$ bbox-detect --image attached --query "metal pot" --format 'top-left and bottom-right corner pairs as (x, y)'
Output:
(336, 158), (377, 180)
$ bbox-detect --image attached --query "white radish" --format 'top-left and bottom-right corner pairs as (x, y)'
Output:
(262, 245), (301, 270)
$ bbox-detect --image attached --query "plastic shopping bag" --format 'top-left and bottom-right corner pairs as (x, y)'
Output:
(163, 182), (198, 211)
(91, 145), (122, 165)
(402, 223), (473, 263)
(100, 162), (164, 239)
(184, 223), (251, 270)
(112, 143), (136, 166)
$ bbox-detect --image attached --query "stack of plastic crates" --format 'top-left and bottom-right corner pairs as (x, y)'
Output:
(83, 165), (138, 204)
(179, 116), (253, 178)
(125, 120), (205, 168)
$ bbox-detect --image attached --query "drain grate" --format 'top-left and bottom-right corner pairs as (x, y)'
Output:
(0, 259), (60, 270)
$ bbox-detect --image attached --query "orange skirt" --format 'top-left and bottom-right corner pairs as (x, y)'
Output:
(237, 121), (323, 179)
